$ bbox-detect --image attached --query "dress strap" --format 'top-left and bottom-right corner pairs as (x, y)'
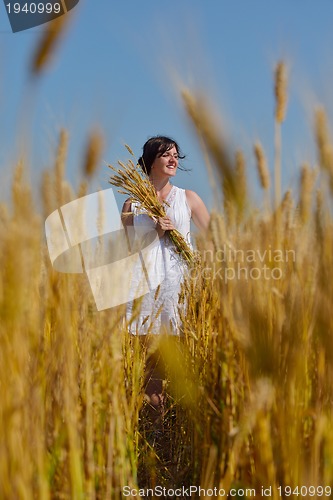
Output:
(163, 185), (177, 208)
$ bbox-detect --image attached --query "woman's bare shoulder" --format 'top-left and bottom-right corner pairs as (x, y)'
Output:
(185, 190), (210, 231)
(185, 190), (203, 207)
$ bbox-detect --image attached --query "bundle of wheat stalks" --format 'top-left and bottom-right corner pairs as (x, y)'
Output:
(108, 150), (195, 264)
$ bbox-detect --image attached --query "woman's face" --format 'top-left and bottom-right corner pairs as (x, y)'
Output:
(150, 145), (179, 178)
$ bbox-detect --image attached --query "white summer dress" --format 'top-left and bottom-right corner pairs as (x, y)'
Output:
(126, 185), (192, 335)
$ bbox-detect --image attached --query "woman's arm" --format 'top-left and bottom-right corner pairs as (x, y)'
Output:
(185, 190), (210, 232)
(121, 198), (133, 227)
(121, 198), (135, 251)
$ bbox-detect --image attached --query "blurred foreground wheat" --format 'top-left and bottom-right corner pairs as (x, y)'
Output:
(1, 62), (333, 499)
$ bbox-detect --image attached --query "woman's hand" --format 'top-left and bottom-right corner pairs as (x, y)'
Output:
(156, 216), (175, 236)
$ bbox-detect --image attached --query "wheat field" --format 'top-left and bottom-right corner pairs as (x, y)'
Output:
(1, 20), (333, 500)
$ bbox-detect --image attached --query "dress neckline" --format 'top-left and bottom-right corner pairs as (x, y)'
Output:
(163, 184), (175, 204)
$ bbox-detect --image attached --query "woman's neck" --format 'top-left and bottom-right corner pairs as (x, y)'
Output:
(149, 177), (172, 194)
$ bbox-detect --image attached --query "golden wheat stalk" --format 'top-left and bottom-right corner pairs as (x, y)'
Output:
(108, 159), (195, 264)
(31, 15), (69, 74)
(314, 107), (333, 192)
(274, 61), (287, 124)
(181, 89), (241, 209)
(254, 142), (270, 190)
(274, 61), (288, 213)
(254, 141), (271, 214)
(83, 130), (104, 178)
(299, 163), (315, 223)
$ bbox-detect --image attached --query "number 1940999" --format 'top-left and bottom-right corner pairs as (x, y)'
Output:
(277, 485), (331, 496)
(6, 3), (61, 14)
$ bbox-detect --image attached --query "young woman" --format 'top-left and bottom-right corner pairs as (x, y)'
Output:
(122, 135), (210, 426)
(121, 135), (210, 336)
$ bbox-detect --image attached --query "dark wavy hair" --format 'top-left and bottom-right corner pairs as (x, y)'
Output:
(138, 136), (186, 176)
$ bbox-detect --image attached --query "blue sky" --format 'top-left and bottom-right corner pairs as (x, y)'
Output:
(1, 0), (333, 211)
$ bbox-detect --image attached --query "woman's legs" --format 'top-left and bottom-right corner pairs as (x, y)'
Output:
(140, 336), (166, 429)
